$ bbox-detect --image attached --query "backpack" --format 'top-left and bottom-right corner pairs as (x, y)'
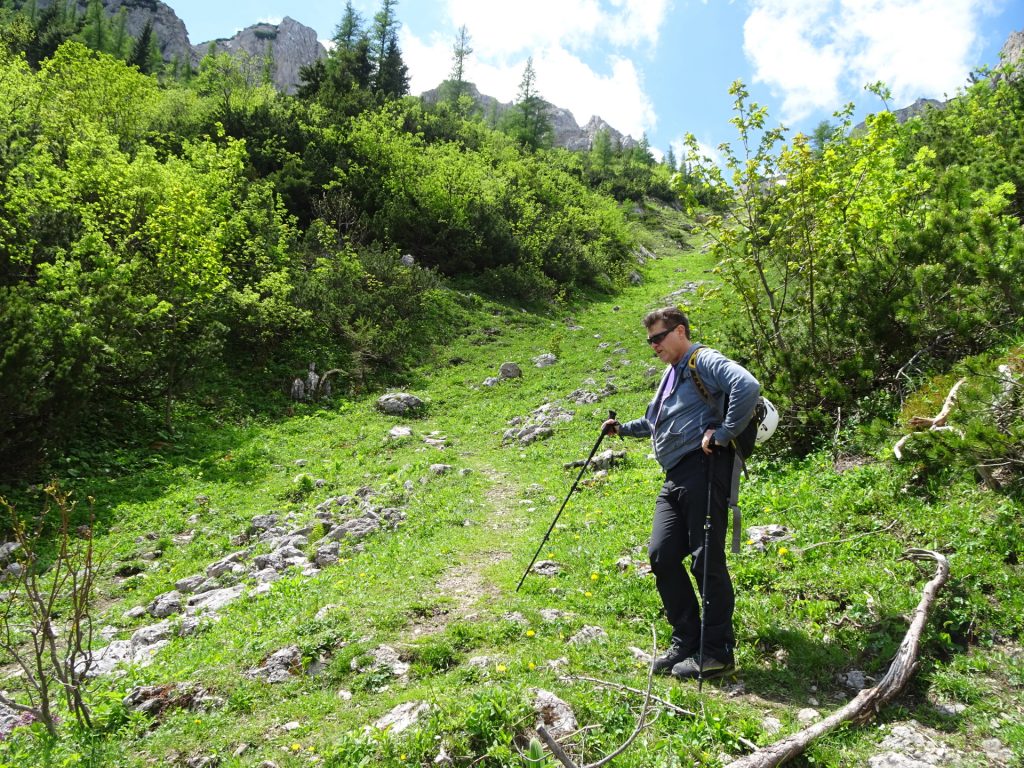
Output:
(687, 346), (772, 554)
(686, 346), (768, 465)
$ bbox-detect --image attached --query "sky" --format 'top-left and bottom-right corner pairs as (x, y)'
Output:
(167, 0), (1022, 162)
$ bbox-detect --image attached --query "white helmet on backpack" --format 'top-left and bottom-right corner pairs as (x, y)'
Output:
(755, 397), (779, 444)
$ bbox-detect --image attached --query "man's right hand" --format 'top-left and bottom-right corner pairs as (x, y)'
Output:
(602, 419), (620, 436)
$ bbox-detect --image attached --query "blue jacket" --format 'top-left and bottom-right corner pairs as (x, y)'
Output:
(620, 344), (760, 472)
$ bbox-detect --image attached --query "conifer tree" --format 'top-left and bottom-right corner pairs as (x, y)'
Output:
(370, 0), (408, 99)
(129, 19), (153, 73)
(448, 24), (471, 96)
(503, 57), (551, 150)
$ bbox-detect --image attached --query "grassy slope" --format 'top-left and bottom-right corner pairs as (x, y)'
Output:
(3, 201), (1022, 768)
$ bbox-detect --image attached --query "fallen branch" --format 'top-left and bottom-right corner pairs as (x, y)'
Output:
(894, 378), (966, 459)
(562, 675), (696, 718)
(540, 628), (659, 768)
(796, 520), (897, 553)
(723, 548), (949, 768)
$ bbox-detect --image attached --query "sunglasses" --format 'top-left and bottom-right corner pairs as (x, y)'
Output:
(647, 325), (679, 345)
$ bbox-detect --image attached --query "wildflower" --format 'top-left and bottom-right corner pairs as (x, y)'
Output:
(590, 573), (599, 581)
(496, 663), (507, 672)
(778, 547), (789, 557)
(528, 662), (536, 670)
(584, 591), (593, 597)
(526, 629), (535, 637)
(291, 743), (302, 752)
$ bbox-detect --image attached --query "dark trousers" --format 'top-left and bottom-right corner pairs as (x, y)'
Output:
(649, 447), (735, 661)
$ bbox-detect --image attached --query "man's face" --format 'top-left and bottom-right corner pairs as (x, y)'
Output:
(647, 320), (688, 365)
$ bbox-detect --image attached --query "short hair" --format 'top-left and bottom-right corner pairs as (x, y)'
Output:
(643, 307), (691, 339)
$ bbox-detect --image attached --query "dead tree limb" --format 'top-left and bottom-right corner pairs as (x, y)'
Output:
(796, 520), (897, 553)
(894, 378), (967, 459)
(723, 548), (950, 768)
(562, 675), (696, 717)
(540, 627), (660, 768)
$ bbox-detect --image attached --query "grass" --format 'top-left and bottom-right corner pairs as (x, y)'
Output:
(0, 200), (1022, 767)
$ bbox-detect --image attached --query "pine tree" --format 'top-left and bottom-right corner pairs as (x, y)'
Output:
(665, 144), (678, 172)
(449, 25), (471, 94)
(81, 0), (104, 52)
(129, 19), (153, 73)
(370, 0), (407, 99)
(503, 57), (551, 150)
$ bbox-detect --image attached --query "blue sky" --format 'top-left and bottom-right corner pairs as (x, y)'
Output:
(169, 0), (1021, 161)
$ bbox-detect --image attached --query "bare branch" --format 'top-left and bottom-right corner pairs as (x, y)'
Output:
(894, 378), (967, 459)
(723, 549), (949, 768)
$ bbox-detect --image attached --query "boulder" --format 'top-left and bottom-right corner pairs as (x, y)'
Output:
(377, 393), (424, 415)
(373, 701), (431, 734)
(533, 689), (577, 741)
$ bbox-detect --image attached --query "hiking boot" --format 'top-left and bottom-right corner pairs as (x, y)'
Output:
(671, 654), (735, 680)
(652, 641), (695, 675)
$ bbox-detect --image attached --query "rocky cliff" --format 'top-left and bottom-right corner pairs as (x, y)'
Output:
(420, 81), (637, 152)
(999, 29), (1024, 79)
(37, 0), (192, 63)
(194, 17), (327, 95)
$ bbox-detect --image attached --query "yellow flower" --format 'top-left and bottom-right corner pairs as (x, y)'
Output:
(526, 629), (536, 637)
(590, 573), (599, 581)
(291, 743), (302, 752)
(585, 591), (593, 597)
(528, 661), (536, 670)
(778, 547), (789, 557)
(496, 663), (507, 672)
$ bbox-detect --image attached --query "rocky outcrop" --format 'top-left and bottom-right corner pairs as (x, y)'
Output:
(891, 97), (945, 124)
(420, 81), (637, 151)
(38, 0), (192, 63)
(999, 29), (1024, 79)
(194, 17), (327, 94)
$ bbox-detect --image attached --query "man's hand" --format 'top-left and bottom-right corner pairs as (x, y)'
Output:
(602, 418), (620, 437)
(701, 428), (718, 454)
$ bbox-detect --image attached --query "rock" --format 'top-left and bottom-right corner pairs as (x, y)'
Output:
(870, 721), (958, 767)
(389, 426), (413, 439)
(430, 464), (453, 475)
(206, 551), (248, 578)
(123, 682), (209, 717)
(539, 609), (569, 622)
(629, 646), (652, 664)
(482, 377), (500, 387)
(124, 605), (148, 620)
(932, 701), (966, 717)
(838, 670), (871, 690)
(251, 514), (279, 530)
(564, 449), (625, 472)
(0, 542), (21, 564)
(533, 353), (557, 368)
(315, 542), (340, 568)
(629, 271), (643, 285)
(194, 16), (327, 94)
(530, 560), (562, 577)
(797, 708), (820, 724)
(569, 626), (608, 645)
(746, 524), (792, 551)
(499, 362), (522, 379)
(467, 655), (492, 668)
(246, 646), (302, 684)
(373, 701), (431, 734)
(762, 715), (783, 734)
(400, 253), (416, 266)
(131, 620), (172, 648)
(352, 645), (409, 678)
(533, 689), (577, 741)
(148, 590), (184, 618)
(377, 393), (424, 415)
(185, 585), (244, 616)
(502, 611), (528, 625)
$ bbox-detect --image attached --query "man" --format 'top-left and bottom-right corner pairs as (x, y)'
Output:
(603, 307), (759, 679)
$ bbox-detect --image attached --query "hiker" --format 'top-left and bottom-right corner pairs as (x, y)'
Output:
(603, 307), (760, 680)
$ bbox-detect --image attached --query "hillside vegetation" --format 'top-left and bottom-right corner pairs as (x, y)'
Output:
(0, 3), (1023, 767)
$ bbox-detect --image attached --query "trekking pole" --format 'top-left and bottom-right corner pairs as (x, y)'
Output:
(515, 410), (617, 592)
(697, 447), (714, 693)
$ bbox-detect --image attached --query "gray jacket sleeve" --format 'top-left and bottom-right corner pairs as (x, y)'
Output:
(619, 416), (651, 439)
(698, 350), (761, 446)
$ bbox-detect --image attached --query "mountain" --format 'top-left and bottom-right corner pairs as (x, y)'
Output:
(37, 0), (192, 63)
(194, 16), (327, 94)
(420, 81), (638, 152)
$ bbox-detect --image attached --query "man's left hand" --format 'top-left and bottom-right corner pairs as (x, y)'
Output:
(701, 428), (718, 455)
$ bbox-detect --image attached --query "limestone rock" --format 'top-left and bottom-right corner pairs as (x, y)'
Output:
(373, 701), (431, 735)
(499, 362), (522, 379)
(194, 17), (327, 94)
(569, 625), (608, 645)
(246, 645), (302, 684)
(148, 590), (183, 618)
(533, 689), (577, 741)
(533, 353), (557, 368)
(377, 393), (424, 415)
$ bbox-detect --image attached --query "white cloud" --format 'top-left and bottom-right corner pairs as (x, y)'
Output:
(743, 0), (996, 121)
(403, 0), (670, 139)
